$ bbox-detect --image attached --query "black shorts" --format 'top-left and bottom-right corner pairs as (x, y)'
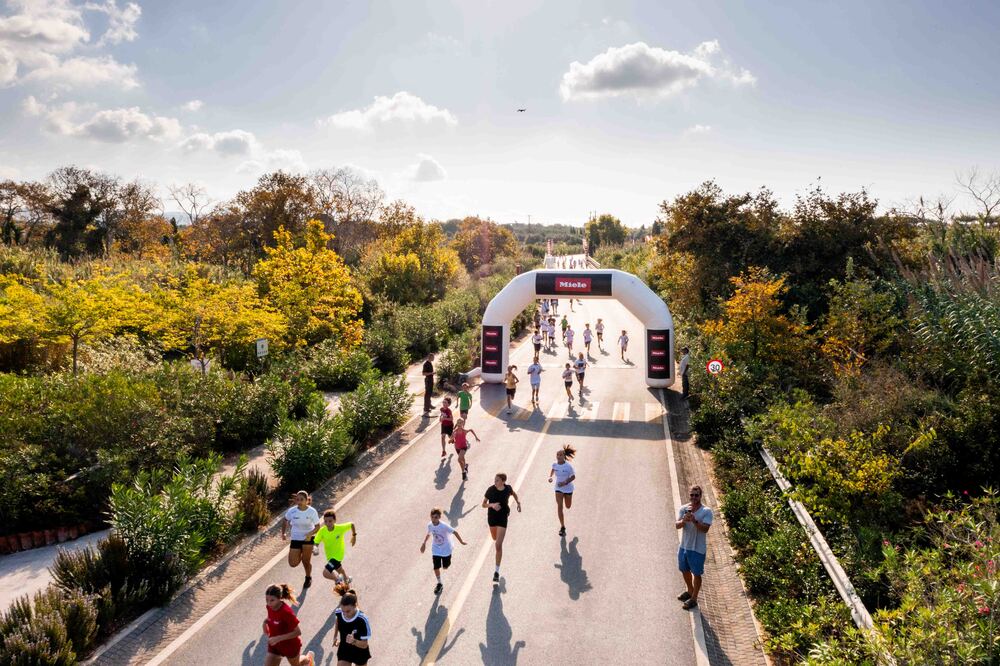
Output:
(564, 381), (573, 388)
(533, 343), (541, 352)
(487, 512), (509, 528)
(289, 539), (312, 551)
(324, 557), (343, 572)
(597, 333), (604, 340)
(459, 409), (469, 418)
(432, 554), (452, 570)
(506, 388), (516, 397)
(441, 423), (454, 436)
(337, 642), (371, 665)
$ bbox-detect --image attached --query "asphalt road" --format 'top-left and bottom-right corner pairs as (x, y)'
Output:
(161, 297), (694, 665)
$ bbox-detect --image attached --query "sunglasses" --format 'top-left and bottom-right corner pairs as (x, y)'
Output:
(689, 493), (701, 498)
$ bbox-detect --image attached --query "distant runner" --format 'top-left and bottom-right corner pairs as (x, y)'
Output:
(562, 363), (575, 404)
(595, 318), (605, 350)
(281, 491), (321, 589)
(532, 328), (542, 356)
(548, 445), (577, 537)
(439, 397), (454, 458)
(547, 317), (557, 349)
(582, 323), (593, 355)
(573, 352), (588, 398)
(565, 325), (575, 357)
(618, 329), (629, 362)
(560, 315), (569, 342)
(262, 583), (314, 666)
(451, 418), (479, 481)
(457, 382), (473, 419)
(527, 355), (543, 405)
(504, 365), (519, 415)
(313, 509), (357, 586)
(419, 507), (467, 595)
(331, 583), (372, 665)
(483, 473), (522, 583)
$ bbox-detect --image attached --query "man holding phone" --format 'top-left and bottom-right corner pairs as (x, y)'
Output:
(675, 484), (713, 610)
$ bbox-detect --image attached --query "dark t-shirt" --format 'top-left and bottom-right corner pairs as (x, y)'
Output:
(423, 360), (434, 386)
(485, 484), (514, 520)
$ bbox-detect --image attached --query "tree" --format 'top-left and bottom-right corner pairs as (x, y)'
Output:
(584, 213), (627, 251)
(360, 221), (460, 304)
(168, 182), (212, 226)
(0, 275), (46, 345)
(451, 216), (518, 272)
(311, 167), (384, 265)
(45, 166), (122, 257)
(228, 172), (318, 272)
(254, 220), (363, 348)
(956, 167), (1000, 225)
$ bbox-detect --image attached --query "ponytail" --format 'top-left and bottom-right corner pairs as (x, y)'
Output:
(562, 444), (577, 460)
(265, 583), (298, 606)
(335, 582), (359, 608)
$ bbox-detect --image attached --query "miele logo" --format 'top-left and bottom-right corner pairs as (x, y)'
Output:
(651, 364), (666, 371)
(555, 277), (592, 293)
(485, 345), (499, 352)
(651, 350), (666, 356)
(485, 330), (499, 337)
(650, 334), (666, 341)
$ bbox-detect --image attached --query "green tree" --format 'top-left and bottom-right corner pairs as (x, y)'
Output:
(584, 213), (627, 250)
(451, 216), (518, 272)
(360, 221), (460, 304)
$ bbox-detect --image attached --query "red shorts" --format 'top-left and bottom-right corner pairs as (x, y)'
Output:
(268, 639), (302, 658)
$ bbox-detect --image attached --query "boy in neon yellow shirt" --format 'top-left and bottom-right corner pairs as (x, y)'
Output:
(313, 509), (357, 585)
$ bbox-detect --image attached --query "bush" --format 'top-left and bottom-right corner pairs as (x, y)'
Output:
(364, 325), (409, 374)
(303, 342), (374, 391)
(238, 466), (272, 531)
(339, 371), (410, 443)
(436, 330), (478, 389)
(0, 587), (98, 664)
(267, 416), (355, 491)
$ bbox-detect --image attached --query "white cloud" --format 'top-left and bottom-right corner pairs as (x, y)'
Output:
(0, 46), (16, 84)
(411, 154), (446, 182)
(182, 99), (203, 112)
(0, 1), (89, 54)
(22, 54), (137, 88)
(683, 124), (712, 136)
(84, 1), (140, 46)
(560, 40), (755, 101)
(319, 91), (457, 131)
(25, 96), (181, 142)
(238, 148), (308, 176)
(180, 129), (259, 156)
(0, 164), (19, 179)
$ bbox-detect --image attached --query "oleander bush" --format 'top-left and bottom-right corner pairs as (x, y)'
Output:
(300, 341), (375, 391)
(338, 370), (410, 443)
(267, 415), (356, 491)
(436, 329), (478, 389)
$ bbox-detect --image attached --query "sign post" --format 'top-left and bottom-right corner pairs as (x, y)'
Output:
(706, 359), (724, 375)
(256, 338), (269, 359)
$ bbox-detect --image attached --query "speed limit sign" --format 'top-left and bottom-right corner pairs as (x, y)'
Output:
(706, 359), (724, 375)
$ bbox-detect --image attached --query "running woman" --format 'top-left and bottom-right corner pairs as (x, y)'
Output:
(551, 298), (558, 315)
(618, 329), (629, 362)
(560, 315), (569, 342)
(582, 323), (593, 355)
(438, 397), (454, 458)
(504, 365), (519, 414)
(547, 317), (557, 349)
(262, 584), (314, 666)
(564, 325), (575, 357)
(331, 583), (372, 665)
(420, 507), (467, 594)
(482, 473), (522, 583)
(573, 352), (588, 397)
(541, 298), (550, 317)
(541, 319), (551, 347)
(281, 491), (321, 589)
(313, 509), (357, 586)
(562, 363), (575, 404)
(527, 356), (543, 405)
(457, 382), (473, 419)
(595, 318), (605, 350)
(532, 329), (542, 356)
(548, 445), (577, 536)
(451, 418), (480, 481)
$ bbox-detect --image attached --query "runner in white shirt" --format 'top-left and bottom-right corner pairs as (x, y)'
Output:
(561, 363), (575, 404)
(582, 324), (593, 356)
(547, 445), (577, 537)
(527, 356), (543, 405)
(419, 507), (467, 595)
(618, 330), (629, 362)
(532, 329), (542, 356)
(595, 319), (605, 351)
(281, 491), (322, 589)
(573, 353), (588, 398)
(565, 326), (575, 357)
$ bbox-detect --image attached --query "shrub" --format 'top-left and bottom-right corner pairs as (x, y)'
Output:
(267, 416), (355, 491)
(0, 587), (98, 664)
(238, 466), (272, 531)
(364, 325), (409, 374)
(436, 330), (478, 389)
(339, 371), (410, 443)
(395, 305), (446, 357)
(303, 342), (374, 391)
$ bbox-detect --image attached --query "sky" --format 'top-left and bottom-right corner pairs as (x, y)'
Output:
(2, 0), (1000, 226)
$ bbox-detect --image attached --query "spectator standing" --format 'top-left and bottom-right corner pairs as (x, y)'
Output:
(675, 485), (713, 610)
(679, 347), (690, 400)
(422, 353), (435, 416)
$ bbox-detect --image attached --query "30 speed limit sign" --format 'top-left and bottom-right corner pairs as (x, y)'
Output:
(706, 359), (725, 375)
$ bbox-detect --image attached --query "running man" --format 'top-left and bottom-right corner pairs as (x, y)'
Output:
(331, 584), (372, 665)
(532, 328), (542, 356)
(483, 473), (522, 583)
(419, 507), (467, 594)
(618, 329), (629, 362)
(595, 318), (605, 351)
(504, 365), (519, 415)
(313, 509), (357, 586)
(457, 382), (473, 419)
(565, 324), (575, 357)
(281, 491), (321, 589)
(548, 445), (577, 537)
(560, 315), (569, 342)
(562, 363), (575, 404)
(451, 418), (479, 481)
(547, 317), (557, 349)
(439, 397), (454, 458)
(573, 352), (588, 398)
(527, 355), (543, 405)
(262, 584), (314, 666)
(582, 323), (593, 356)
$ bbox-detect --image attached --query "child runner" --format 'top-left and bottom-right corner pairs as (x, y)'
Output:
(438, 397), (454, 458)
(532, 329), (542, 356)
(565, 325), (575, 357)
(281, 491), (321, 589)
(262, 584), (314, 666)
(618, 329), (629, 362)
(573, 352), (588, 398)
(451, 418), (480, 481)
(595, 318), (605, 350)
(313, 509), (357, 586)
(547, 317), (557, 349)
(541, 298), (550, 317)
(551, 298), (558, 315)
(504, 365), (519, 415)
(562, 363), (575, 404)
(457, 383), (473, 419)
(527, 355), (543, 405)
(548, 445), (577, 536)
(332, 583), (372, 665)
(482, 473), (522, 583)
(560, 315), (569, 342)
(419, 507), (467, 594)
(582, 323), (593, 355)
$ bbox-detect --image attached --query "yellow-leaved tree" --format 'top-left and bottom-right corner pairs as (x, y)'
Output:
(253, 220), (363, 348)
(360, 221), (460, 304)
(0, 275), (46, 346)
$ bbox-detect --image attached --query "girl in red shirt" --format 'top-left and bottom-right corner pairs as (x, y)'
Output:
(262, 583), (314, 666)
(450, 418), (480, 482)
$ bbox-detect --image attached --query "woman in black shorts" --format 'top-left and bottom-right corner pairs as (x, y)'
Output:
(332, 583), (372, 665)
(482, 472), (521, 582)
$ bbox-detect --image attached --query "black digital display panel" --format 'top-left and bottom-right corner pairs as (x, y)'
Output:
(646, 329), (671, 380)
(535, 273), (613, 297)
(481, 325), (504, 373)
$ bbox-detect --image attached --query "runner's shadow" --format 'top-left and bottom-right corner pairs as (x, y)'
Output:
(412, 597), (465, 660)
(445, 484), (474, 527)
(435, 456), (453, 490)
(479, 580), (525, 664)
(302, 605), (338, 664)
(554, 536), (592, 601)
(240, 635), (268, 665)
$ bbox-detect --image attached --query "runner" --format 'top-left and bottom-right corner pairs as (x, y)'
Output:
(331, 583), (372, 665)
(482, 472), (522, 583)
(504, 365), (519, 415)
(565, 324), (575, 357)
(541, 318), (551, 348)
(573, 352), (588, 398)
(281, 491), (321, 589)
(569, 295), (575, 312)
(527, 355), (543, 405)
(560, 315), (569, 342)
(532, 328), (542, 356)
(436, 397), (455, 458)
(313, 509), (357, 586)
(419, 507), (468, 594)
(548, 444), (577, 536)
(582, 323), (593, 356)
(562, 363), (575, 404)
(451, 418), (480, 481)
(595, 318), (605, 351)
(457, 382), (473, 419)
(618, 329), (629, 362)
(262, 584), (314, 666)
(547, 317), (557, 349)
(551, 298), (559, 315)
(541, 298), (550, 317)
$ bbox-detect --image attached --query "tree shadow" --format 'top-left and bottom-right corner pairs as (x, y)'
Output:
(435, 455), (453, 490)
(478, 579), (525, 664)
(302, 605), (339, 665)
(445, 483), (474, 528)
(553, 536), (592, 601)
(411, 597), (465, 661)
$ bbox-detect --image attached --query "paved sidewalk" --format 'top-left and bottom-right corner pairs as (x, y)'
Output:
(665, 387), (769, 666)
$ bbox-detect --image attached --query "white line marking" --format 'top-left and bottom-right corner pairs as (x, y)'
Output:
(585, 402), (600, 421)
(612, 402), (630, 423)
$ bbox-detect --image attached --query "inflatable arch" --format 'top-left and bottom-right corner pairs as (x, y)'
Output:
(481, 269), (676, 388)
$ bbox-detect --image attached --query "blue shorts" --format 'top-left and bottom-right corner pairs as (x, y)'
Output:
(677, 548), (706, 576)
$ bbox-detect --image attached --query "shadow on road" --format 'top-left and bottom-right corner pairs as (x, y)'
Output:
(411, 597), (465, 661)
(435, 455), (453, 490)
(445, 483), (474, 528)
(554, 536), (592, 601)
(302, 602), (338, 665)
(479, 579), (525, 664)
(241, 635), (268, 665)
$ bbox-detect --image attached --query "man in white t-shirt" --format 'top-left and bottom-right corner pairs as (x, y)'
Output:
(281, 491), (322, 588)
(527, 356), (543, 405)
(582, 324), (593, 355)
(675, 484), (714, 610)
(565, 326), (575, 357)
(420, 507), (467, 594)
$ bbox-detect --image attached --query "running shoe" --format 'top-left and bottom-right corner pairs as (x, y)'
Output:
(492, 571), (500, 583)
(558, 526), (566, 537)
(346, 576), (352, 585)
(682, 598), (699, 610)
(304, 650), (315, 666)
(441, 450), (446, 458)
(434, 582), (443, 595)
(677, 591), (691, 602)
(303, 575), (312, 589)
(462, 471), (467, 481)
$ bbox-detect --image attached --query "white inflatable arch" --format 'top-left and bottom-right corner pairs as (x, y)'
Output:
(481, 269), (675, 388)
